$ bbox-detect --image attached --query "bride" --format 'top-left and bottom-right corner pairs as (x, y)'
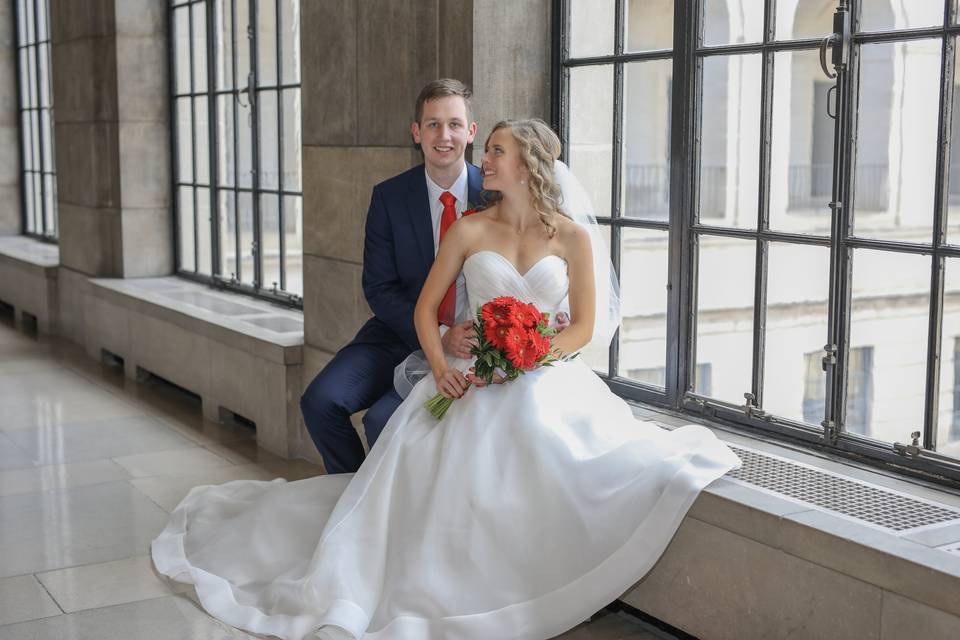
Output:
(152, 119), (741, 640)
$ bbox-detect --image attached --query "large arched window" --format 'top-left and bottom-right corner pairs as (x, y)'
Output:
(170, 0), (302, 305)
(557, 0), (960, 485)
(15, 0), (57, 240)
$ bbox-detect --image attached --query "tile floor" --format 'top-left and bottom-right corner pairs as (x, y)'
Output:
(0, 320), (668, 640)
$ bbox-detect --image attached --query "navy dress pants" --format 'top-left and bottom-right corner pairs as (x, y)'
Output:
(300, 340), (410, 474)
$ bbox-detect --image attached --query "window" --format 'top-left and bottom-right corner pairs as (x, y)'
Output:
(15, 0), (57, 240)
(170, 0), (303, 305)
(558, 0), (960, 484)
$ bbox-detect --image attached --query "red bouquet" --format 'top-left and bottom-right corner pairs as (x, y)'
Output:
(425, 296), (565, 419)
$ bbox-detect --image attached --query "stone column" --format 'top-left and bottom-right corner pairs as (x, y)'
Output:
(49, 0), (171, 342)
(0, 1), (21, 234)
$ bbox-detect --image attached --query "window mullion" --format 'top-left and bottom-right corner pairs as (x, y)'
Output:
(206, 0), (220, 278)
(608, 0), (624, 378)
(249, 0), (262, 290)
(275, 0), (285, 292)
(231, 0), (241, 283)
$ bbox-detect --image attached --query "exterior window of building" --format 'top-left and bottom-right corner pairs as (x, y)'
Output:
(559, 0), (960, 483)
(170, 0), (303, 305)
(15, 0), (57, 240)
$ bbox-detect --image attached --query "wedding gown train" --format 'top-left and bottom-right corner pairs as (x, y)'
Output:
(152, 250), (741, 640)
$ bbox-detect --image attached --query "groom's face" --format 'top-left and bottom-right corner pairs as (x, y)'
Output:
(411, 96), (477, 173)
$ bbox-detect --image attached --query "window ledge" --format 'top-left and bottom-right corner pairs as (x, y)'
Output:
(89, 276), (303, 365)
(623, 402), (960, 631)
(0, 235), (59, 272)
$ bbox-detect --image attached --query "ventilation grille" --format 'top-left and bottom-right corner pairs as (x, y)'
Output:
(726, 445), (960, 533)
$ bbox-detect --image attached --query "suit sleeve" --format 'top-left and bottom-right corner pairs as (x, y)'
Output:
(362, 185), (421, 350)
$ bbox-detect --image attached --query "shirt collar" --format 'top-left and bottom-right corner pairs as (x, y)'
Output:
(425, 163), (469, 209)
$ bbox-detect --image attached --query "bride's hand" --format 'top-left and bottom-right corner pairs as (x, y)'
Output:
(434, 367), (470, 399)
(466, 367), (506, 387)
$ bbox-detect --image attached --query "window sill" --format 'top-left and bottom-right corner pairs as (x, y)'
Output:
(622, 402), (960, 635)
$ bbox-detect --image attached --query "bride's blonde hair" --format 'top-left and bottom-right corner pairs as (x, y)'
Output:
(483, 118), (568, 238)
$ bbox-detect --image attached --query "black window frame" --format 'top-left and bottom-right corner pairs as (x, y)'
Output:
(168, 0), (303, 308)
(555, 0), (960, 488)
(14, 0), (57, 242)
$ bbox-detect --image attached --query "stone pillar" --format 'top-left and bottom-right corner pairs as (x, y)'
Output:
(297, 0), (551, 457)
(0, 1), (21, 234)
(49, 0), (171, 342)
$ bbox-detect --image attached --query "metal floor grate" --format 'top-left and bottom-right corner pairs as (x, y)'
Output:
(726, 445), (960, 533)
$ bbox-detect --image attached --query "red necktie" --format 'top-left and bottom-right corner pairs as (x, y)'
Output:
(437, 191), (457, 326)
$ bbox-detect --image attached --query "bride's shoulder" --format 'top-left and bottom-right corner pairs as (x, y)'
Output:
(555, 216), (591, 259)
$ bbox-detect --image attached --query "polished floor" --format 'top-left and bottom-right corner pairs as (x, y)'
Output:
(0, 319), (666, 640)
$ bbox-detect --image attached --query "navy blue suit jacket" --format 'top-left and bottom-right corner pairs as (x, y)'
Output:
(354, 163), (484, 352)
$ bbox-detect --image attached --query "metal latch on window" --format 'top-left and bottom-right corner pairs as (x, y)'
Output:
(743, 392), (767, 419)
(822, 343), (837, 372)
(893, 431), (922, 458)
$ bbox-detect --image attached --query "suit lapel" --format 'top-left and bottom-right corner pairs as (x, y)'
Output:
(466, 163), (483, 208)
(405, 164), (435, 270)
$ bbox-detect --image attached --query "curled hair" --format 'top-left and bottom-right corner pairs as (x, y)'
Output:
(483, 118), (567, 237)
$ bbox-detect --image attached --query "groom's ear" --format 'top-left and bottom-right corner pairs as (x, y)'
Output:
(466, 121), (478, 144)
(411, 122), (423, 146)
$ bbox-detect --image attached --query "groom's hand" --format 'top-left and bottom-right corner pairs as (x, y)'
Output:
(441, 320), (477, 359)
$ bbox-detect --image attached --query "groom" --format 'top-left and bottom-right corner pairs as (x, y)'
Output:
(301, 79), (484, 474)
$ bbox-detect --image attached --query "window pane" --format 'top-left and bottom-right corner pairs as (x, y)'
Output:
(18, 47), (30, 109)
(257, 0), (277, 86)
(703, 0), (764, 47)
(16, 0), (26, 45)
(174, 7), (190, 94)
(569, 0), (614, 58)
(219, 191), (238, 278)
(258, 90), (279, 190)
(260, 193), (280, 290)
(694, 235), (756, 404)
(569, 65), (613, 218)
(24, 0), (33, 43)
(776, 0), (837, 41)
(217, 94), (235, 186)
(580, 224), (611, 372)
(178, 186), (196, 271)
(238, 192), (255, 285)
(23, 170), (34, 232)
(32, 174), (42, 233)
(176, 97), (193, 182)
(26, 46), (36, 106)
(236, 0), (251, 84)
(762, 243), (830, 425)
(238, 100), (253, 188)
(770, 49), (834, 235)
(847, 249), (930, 441)
(214, 0), (233, 90)
(41, 109), (52, 171)
(860, 1), (944, 32)
(283, 195), (302, 296)
(623, 60), (672, 221)
(282, 88), (301, 191)
(191, 2), (208, 92)
(194, 96), (210, 184)
(946, 38), (960, 244)
(853, 41), (940, 243)
(36, 0), (47, 41)
(44, 174), (56, 235)
(280, 0), (300, 84)
(197, 187), (212, 275)
(619, 228), (669, 388)
(20, 112), (32, 171)
(699, 54), (761, 228)
(938, 259), (960, 456)
(626, 0), (672, 52)
(38, 43), (50, 108)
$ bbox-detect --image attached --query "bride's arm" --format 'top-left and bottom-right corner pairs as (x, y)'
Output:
(414, 222), (472, 398)
(551, 225), (596, 357)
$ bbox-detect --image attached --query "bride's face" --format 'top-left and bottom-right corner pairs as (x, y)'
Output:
(482, 128), (528, 193)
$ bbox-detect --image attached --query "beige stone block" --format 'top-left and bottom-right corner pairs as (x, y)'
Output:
(881, 591), (960, 640)
(438, 0), (473, 86)
(471, 0), (551, 156)
(0, 184), (20, 235)
(120, 207), (175, 277)
(114, 0), (166, 37)
(57, 265), (91, 345)
(0, 50), (17, 122)
(84, 294), (130, 362)
(0, 125), (20, 185)
(303, 145), (419, 263)
(128, 309), (211, 396)
(52, 36), (117, 123)
(0, 1), (13, 49)
(301, 1), (357, 146)
(780, 510), (960, 618)
(116, 36), (168, 123)
(55, 121), (120, 209)
(622, 517), (883, 640)
(51, 0), (115, 44)
(357, 0), (438, 147)
(118, 120), (170, 208)
(57, 203), (122, 276)
(303, 254), (371, 352)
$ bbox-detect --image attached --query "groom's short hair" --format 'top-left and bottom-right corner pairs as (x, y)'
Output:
(414, 79), (473, 124)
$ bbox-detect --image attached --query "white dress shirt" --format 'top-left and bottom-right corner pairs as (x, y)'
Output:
(425, 164), (470, 324)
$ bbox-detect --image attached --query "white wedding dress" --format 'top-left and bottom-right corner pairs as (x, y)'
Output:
(152, 250), (741, 640)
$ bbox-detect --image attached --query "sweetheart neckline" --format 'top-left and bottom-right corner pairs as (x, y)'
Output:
(464, 250), (567, 278)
